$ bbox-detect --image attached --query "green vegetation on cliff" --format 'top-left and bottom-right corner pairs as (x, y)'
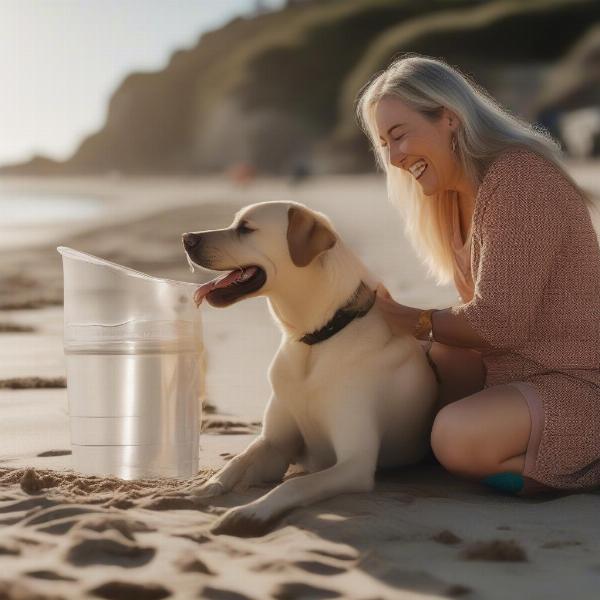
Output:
(2, 0), (598, 176)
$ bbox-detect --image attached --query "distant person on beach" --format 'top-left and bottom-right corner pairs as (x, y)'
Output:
(289, 161), (312, 185)
(357, 54), (600, 497)
(226, 162), (257, 186)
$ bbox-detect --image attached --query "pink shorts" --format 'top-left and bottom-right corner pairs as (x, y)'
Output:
(508, 381), (549, 494)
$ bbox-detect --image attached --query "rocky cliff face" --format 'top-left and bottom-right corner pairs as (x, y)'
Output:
(2, 0), (599, 176)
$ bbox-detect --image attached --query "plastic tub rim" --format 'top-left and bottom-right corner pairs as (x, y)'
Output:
(57, 245), (199, 289)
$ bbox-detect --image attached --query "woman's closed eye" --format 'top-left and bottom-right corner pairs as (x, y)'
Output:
(380, 134), (404, 148)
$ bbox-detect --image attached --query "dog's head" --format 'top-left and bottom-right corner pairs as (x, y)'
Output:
(182, 201), (337, 308)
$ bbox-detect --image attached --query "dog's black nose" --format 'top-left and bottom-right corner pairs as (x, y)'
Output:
(182, 233), (199, 249)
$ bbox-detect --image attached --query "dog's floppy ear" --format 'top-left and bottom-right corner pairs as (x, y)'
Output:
(287, 206), (336, 267)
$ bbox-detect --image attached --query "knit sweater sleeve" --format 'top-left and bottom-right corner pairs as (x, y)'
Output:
(450, 153), (564, 350)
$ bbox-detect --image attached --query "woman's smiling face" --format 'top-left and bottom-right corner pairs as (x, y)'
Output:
(374, 95), (462, 196)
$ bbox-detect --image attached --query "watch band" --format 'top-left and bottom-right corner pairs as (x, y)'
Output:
(414, 308), (434, 340)
(428, 309), (437, 343)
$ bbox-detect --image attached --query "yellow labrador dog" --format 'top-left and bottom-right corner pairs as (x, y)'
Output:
(182, 201), (437, 537)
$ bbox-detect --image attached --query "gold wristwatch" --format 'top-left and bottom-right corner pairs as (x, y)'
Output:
(414, 308), (436, 341)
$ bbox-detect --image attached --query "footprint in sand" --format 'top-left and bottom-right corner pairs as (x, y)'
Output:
(89, 581), (171, 600)
(0, 322), (35, 333)
(460, 539), (528, 562)
(75, 515), (155, 540)
(431, 529), (463, 545)
(0, 540), (22, 556)
(25, 570), (77, 582)
(292, 560), (347, 576)
(13, 536), (43, 547)
(104, 497), (136, 509)
(21, 504), (101, 528)
(140, 495), (202, 511)
(445, 583), (474, 597)
(36, 514), (145, 542)
(541, 539), (582, 549)
(65, 532), (155, 568)
(201, 586), (254, 600)
(174, 531), (212, 545)
(306, 548), (358, 562)
(36, 450), (72, 457)
(270, 582), (340, 600)
(174, 553), (216, 575)
(37, 515), (95, 536)
(202, 419), (261, 435)
(0, 376), (66, 389)
(0, 496), (56, 514)
(0, 580), (64, 600)
(247, 552), (348, 578)
(249, 559), (289, 574)
(203, 401), (217, 414)
(0, 514), (26, 526)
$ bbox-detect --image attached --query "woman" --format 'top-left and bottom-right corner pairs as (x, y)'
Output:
(357, 53), (600, 497)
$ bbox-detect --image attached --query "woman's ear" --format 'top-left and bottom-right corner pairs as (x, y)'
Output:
(443, 107), (460, 130)
(287, 206), (336, 267)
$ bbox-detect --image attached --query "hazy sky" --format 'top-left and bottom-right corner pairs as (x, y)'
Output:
(0, 0), (285, 166)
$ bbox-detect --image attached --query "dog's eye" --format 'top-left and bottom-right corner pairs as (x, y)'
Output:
(237, 222), (255, 235)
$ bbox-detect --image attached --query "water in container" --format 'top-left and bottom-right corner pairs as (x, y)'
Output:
(57, 246), (205, 479)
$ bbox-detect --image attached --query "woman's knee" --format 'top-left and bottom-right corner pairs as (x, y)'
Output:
(430, 405), (492, 475)
(430, 408), (464, 471)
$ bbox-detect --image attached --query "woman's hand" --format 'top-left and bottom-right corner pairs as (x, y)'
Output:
(374, 283), (423, 337)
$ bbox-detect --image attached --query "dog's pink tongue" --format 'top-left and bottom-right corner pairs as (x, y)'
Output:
(193, 269), (245, 306)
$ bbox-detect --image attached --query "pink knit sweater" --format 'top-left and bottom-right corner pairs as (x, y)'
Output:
(450, 145), (600, 491)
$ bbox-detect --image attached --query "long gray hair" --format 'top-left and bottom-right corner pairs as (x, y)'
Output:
(356, 53), (594, 286)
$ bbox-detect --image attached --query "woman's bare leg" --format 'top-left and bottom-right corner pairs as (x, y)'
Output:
(416, 342), (555, 494)
(429, 384), (530, 478)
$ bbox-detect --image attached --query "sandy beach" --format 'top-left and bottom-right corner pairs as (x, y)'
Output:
(0, 166), (599, 599)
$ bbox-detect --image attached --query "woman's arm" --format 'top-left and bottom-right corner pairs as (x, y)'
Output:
(429, 306), (491, 349)
(374, 287), (489, 348)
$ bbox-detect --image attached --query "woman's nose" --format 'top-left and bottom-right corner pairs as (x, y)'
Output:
(388, 146), (405, 169)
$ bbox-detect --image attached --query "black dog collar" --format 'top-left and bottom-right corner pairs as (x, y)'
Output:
(299, 281), (376, 345)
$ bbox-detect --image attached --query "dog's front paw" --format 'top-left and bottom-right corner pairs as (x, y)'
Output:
(210, 502), (278, 537)
(190, 480), (226, 500)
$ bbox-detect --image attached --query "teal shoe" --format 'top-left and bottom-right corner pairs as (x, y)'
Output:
(481, 472), (524, 494)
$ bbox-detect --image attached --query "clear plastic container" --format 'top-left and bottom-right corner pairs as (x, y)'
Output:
(57, 246), (204, 480)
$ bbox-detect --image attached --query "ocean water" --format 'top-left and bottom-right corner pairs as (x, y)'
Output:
(0, 190), (104, 225)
